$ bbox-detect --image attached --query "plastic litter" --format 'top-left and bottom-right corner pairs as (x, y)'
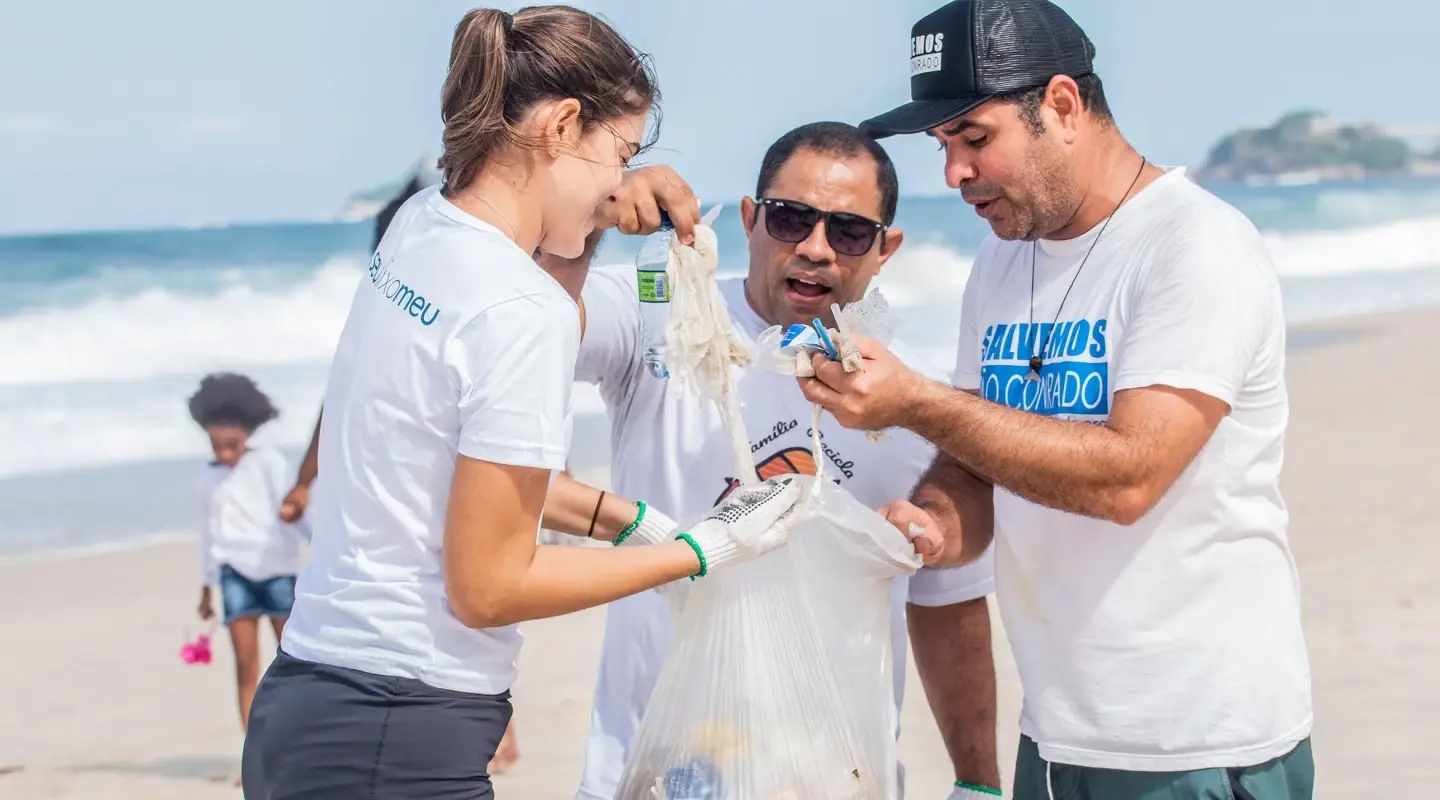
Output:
(618, 248), (921, 797)
(617, 475), (922, 800)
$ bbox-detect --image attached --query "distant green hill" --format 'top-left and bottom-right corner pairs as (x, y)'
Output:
(1198, 111), (1439, 183)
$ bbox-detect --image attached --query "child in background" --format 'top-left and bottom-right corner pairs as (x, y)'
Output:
(188, 373), (303, 746)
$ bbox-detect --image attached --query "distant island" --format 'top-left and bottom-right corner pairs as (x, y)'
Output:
(1197, 110), (1440, 185)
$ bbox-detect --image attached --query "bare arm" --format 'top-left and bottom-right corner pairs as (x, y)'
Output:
(295, 411), (321, 489)
(802, 339), (1229, 526)
(910, 446), (995, 567)
(908, 597), (1000, 791)
(541, 471), (649, 543)
(444, 455), (700, 629)
(278, 410), (323, 523)
(902, 378), (1227, 525)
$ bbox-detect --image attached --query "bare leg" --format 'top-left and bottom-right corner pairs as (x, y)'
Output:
(268, 614), (287, 641)
(227, 616), (262, 732)
(488, 719), (520, 774)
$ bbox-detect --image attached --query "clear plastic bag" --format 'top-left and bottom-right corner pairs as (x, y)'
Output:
(615, 475), (922, 800)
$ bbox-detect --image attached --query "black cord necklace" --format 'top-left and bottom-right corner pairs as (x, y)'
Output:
(1027, 155), (1148, 381)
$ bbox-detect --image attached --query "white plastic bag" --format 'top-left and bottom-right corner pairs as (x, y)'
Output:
(623, 234), (919, 798)
(615, 475), (922, 800)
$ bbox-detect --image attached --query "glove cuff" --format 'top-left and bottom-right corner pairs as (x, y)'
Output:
(613, 501), (676, 547)
(676, 519), (743, 577)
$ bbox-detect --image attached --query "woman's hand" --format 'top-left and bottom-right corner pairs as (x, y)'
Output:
(197, 586), (215, 622)
(682, 475), (804, 575)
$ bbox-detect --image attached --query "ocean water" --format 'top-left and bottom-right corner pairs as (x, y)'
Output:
(3, 174), (1440, 557)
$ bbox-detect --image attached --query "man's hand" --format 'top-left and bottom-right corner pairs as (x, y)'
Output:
(197, 587), (215, 622)
(593, 165), (701, 245)
(278, 483), (309, 523)
(798, 333), (927, 430)
(878, 499), (944, 566)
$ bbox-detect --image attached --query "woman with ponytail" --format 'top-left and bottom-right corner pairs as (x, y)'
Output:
(241, 7), (804, 798)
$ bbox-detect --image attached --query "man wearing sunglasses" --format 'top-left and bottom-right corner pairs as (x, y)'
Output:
(800, 2), (1315, 799)
(550, 122), (1002, 800)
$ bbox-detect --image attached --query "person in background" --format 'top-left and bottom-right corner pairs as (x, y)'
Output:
(803, 1), (1315, 798)
(241, 8), (814, 799)
(538, 122), (1001, 800)
(188, 372), (303, 774)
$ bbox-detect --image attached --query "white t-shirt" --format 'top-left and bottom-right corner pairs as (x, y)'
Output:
(281, 187), (580, 695)
(196, 446), (303, 585)
(952, 167), (1312, 771)
(573, 271), (995, 799)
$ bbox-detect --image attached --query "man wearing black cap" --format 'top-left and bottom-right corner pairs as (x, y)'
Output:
(800, 1), (1316, 798)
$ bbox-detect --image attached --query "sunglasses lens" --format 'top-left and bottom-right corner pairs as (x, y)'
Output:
(764, 202), (819, 243)
(827, 213), (880, 257)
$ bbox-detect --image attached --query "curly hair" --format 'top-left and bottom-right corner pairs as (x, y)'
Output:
(187, 372), (279, 433)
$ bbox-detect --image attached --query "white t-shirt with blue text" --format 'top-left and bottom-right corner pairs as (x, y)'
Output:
(281, 187), (580, 695)
(952, 167), (1312, 771)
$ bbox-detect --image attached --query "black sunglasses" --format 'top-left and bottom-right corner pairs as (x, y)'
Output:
(756, 198), (887, 257)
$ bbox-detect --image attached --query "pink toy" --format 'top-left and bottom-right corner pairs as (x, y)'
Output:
(180, 624), (217, 665)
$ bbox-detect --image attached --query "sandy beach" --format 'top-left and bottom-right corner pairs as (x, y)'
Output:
(3, 306), (1438, 799)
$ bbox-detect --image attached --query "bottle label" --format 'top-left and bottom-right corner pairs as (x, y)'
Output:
(637, 270), (669, 303)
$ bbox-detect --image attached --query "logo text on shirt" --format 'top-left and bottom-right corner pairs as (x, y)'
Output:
(979, 319), (1110, 418)
(369, 253), (441, 326)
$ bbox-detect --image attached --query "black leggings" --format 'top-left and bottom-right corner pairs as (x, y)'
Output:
(242, 649), (512, 799)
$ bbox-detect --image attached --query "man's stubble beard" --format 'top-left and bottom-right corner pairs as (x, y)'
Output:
(994, 138), (1081, 242)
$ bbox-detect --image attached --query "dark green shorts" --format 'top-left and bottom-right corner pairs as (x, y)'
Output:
(1014, 736), (1314, 800)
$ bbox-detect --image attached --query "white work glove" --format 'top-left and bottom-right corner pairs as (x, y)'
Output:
(948, 783), (1003, 800)
(677, 475), (804, 577)
(611, 501), (679, 548)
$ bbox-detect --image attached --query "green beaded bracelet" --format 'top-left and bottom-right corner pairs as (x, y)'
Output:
(612, 501), (647, 546)
(674, 532), (706, 579)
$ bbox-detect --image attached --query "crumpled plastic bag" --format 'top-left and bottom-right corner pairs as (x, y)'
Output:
(615, 475), (923, 800)
(753, 289), (897, 442)
(661, 205), (757, 489)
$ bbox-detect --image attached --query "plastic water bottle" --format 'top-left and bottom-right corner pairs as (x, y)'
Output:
(636, 210), (675, 379)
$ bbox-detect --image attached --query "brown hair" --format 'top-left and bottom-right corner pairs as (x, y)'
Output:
(438, 6), (660, 194)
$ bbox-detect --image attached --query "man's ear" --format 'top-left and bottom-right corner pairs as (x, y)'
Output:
(1044, 75), (1083, 141)
(875, 226), (904, 271)
(740, 196), (759, 241)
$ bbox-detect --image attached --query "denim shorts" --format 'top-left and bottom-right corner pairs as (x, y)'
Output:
(218, 564), (296, 624)
(242, 649), (512, 799)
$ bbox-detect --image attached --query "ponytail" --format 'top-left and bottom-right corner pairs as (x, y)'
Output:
(439, 9), (513, 193)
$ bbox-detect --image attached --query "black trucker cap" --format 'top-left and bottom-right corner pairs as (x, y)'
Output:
(860, 0), (1095, 139)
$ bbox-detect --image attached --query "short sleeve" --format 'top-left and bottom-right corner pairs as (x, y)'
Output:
(448, 292), (581, 470)
(951, 239), (995, 391)
(1113, 215), (1279, 406)
(575, 265), (642, 387)
(907, 544), (995, 607)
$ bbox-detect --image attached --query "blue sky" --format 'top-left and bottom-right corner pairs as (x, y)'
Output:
(1, 0), (1437, 234)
